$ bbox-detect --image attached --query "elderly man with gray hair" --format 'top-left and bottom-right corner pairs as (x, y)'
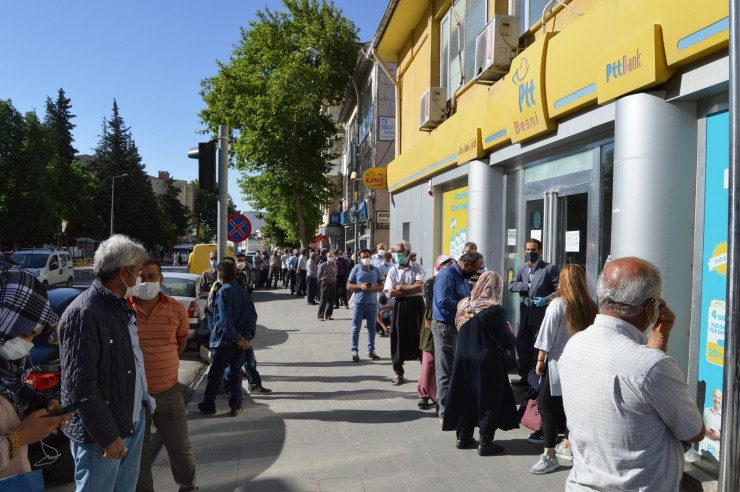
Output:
(384, 240), (427, 386)
(559, 257), (705, 491)
(60, 235), (154, 492)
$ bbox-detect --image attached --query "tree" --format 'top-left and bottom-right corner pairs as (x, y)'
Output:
(193, 181), (237, 242)
(200, 0), (359, 248)
(91, 100), (161, 244)
(157, 177), (192, 246)
(0, 101), (57, 247)
(43, 89), (100, 241)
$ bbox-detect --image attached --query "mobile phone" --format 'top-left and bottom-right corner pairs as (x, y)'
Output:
(365, 283), (372, 287)
(49, 396), (96, 416)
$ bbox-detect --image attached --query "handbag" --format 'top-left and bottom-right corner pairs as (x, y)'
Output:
(492, 324), (516, 371)
(520, 398), (542, 431)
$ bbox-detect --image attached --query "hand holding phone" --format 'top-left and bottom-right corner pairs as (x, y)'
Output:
(49, 395), (96, 416)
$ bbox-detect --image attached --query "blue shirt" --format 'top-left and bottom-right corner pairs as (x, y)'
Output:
(212, 281), (258, 346)
(348, 264), (384, 304)
(432, 262), (471, 324)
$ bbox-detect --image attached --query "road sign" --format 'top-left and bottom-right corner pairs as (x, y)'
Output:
(227, 213), (252, 242)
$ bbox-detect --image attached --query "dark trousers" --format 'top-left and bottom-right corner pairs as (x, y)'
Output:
(306, 276), (317, 302)
(318, 282), (336, 318)
(282, 268), (288, 286)
(431, 320), (458, 418)
(297, 270), (307, 295)
(288, 270), (297, 293)
(268, 267), (280, 288)
(202, 345), (245, 410)
(224, 345), (262, 389)
(335, 274), (348, 307)
(515, 305), (539, 379)
(539, 367), (568, 448)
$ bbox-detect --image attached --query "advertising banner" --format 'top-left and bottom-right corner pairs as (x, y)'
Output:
(442, 186), (469, 258)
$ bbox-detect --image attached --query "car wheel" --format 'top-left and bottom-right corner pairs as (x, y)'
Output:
(66, 277), (73, 287)
(43, 444), (75, 483)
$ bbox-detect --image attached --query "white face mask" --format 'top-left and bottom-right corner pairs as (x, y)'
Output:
(125, 270), (142, 298)
(236, 261), (246, 270)
(136, 281), (161, 301)
(0, 337), (35, 361)
(327, 257), (335, 263)
(644, 299), (660, 332)
(378, 249), (385, 256)
(361, 258), (372, 266)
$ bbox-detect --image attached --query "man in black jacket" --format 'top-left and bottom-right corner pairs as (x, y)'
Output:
(508, 238), (559, 387)
(60, 234), (152, 491)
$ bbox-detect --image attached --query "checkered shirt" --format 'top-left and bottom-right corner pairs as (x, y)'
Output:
(559, 314), (703, 491)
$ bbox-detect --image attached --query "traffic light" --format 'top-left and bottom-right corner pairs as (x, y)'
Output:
(187, 141), (217, 193)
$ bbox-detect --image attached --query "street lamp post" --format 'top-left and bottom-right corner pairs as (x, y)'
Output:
(110, 173), (129, 237)
(307, 46), (362, 257)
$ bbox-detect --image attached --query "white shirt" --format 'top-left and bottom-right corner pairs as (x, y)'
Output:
(559, 314), (703, 492)
(383, 262), (426, 296)
(533, 298), (570, 395)
(281, 253), (291, 269)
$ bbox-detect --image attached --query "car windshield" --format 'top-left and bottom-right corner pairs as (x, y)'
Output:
(10, 253), (48, 269)
(162, 277), (196, 297)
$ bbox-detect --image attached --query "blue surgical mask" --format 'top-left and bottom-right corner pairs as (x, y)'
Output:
(211, 259), (218, 268)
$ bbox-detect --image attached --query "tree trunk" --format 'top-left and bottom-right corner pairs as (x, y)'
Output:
(294, 187), (308, 249)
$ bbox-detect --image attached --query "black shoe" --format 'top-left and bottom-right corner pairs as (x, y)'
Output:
(417, 398), (436, 410)
(527, 429), (545, 444)
(198, 402), (217, 416)
(478, 437), (504, 456)
(456, 430), (476, 449)
(308, 302), (318, 305)
(511, 378), (529, 387)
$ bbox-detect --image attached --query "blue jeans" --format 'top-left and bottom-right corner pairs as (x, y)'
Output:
(70, 408), (146, 492)
(351, 303), (378, 353)
(224, 346), (262, 389)
(202, 344), (246, 410)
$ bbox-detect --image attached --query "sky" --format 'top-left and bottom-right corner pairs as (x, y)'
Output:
(0, 0), (388, 213)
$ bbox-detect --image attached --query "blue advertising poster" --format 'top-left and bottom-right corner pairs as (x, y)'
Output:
(697, 110), (729, 462)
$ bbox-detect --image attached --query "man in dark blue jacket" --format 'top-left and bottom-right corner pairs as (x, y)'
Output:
(60, 234), (151, 492)
(198, 260), (257, 417)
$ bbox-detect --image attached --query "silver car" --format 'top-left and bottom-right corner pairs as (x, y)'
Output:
(162, 272), (206, 341)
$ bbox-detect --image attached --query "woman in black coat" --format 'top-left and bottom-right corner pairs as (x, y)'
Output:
(442, 271), (518, 455)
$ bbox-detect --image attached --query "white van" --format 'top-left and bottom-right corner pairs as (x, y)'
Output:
(10, 249), (75, 287)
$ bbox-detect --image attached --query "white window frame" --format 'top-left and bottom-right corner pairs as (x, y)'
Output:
(439, 0), (487, 100)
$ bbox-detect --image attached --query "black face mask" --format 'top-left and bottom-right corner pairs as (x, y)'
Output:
(525, 252), (539, 263)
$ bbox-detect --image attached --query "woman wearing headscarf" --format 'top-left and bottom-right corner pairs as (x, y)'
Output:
(0, 256), (69, 478)
(443, 271), (518, 456)
(530, 264), (597, 474)
(417, 254), (455, 411)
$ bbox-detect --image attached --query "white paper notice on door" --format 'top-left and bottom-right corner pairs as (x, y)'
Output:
(565, 231), (580, 252)
(507, 229), (517, 246)
(530, 230), (542, 241)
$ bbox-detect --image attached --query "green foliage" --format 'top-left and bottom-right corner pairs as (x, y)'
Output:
(200, 0), (359, 247)
(193, 180), (237, 242)
(91, 100), (161, 245)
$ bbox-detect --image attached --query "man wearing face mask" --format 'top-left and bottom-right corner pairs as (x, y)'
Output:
(371, 243), (387, 268)
(60, 234), (153, 491)
(431, 251), (484, 420)
(347, 248), (384, 362)
(127, 258), (197, 492)
(196, 250), (218, 300)
(508, 238), (559, 391)
(558, 257), (704, 491)
(384, 241), (427, 386)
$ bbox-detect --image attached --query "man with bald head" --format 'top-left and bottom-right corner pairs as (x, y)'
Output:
(559, 257), (705, 491)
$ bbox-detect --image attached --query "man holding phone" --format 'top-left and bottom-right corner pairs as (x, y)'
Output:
(128, 258), (197, 492)
(347, 248), (384, 362)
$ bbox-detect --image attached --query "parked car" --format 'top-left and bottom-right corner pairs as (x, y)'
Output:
(27, 287), (83, 482)
(161, 272), (206, 343)
(10, 249), (75, 287)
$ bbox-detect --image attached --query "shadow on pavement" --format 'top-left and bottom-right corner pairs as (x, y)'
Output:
(278, 407), (432, 424)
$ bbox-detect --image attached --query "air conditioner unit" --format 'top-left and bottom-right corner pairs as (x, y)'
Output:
(474, 16), (519, 83)
(419, 87), (446, 131)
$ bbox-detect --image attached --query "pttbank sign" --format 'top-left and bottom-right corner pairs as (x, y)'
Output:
(606, 48), (641, 82)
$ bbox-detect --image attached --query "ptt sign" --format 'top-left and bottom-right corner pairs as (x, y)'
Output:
(518, 79), (536, 112)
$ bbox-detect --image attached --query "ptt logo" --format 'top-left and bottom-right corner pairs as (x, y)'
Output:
(512, 58), (536, 112)
(606, 48), (642, 82)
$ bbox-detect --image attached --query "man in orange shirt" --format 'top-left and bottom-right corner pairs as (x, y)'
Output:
(129, 258), (197, 492)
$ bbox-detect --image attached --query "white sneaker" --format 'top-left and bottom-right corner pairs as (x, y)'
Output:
(555, 442), (573, 462)
(530, 453), (559, 475)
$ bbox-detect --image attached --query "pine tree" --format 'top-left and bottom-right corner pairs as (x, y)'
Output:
(92, 100), (161, 244)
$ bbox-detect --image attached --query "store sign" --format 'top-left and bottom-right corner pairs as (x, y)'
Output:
(506, 34), (556, 144)
(376, 211), (390, 229)
(363, 168), (387, 190)
(379, 117), (395, 141)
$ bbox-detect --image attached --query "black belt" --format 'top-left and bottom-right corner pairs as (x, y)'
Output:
(432, 319), (454, 326)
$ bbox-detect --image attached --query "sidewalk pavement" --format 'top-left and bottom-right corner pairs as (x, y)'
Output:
(150, 288), (569, 492)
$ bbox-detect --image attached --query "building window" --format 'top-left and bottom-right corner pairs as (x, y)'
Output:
(439, 0), (487, 100)
(516, 0), (551, 36)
